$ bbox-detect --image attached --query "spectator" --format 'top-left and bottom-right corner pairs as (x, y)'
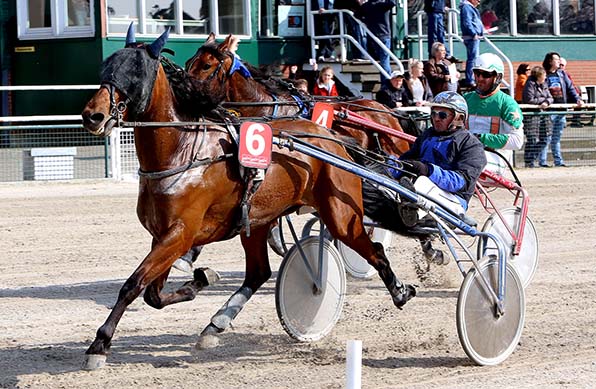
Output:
(424, 42), (459, 95)
(375, 70), (408, 109)
(560, 57), (584, 128)
(424, 0), (450, 58)
(481, 9), (498, 32)
(522, 66), (553, 168)
(514, 63), (531, 103)
(313, 65), (339, 96)
(361, 0), (396, 83)
(460, 0), (483, 88)
(292, 79), (310, 94)
(404, 59), (433, 106)
(312, 0), (336, 62)
(540, 52), (583, 167)
(334, 0), (366, 61)
(465, 53), (524, 175)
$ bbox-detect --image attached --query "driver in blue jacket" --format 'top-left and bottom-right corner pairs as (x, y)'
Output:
(390, 91), (487, 212)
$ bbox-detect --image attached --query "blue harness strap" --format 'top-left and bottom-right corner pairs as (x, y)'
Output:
(229, 55), (252, 79)
(290, 94), (310, 118)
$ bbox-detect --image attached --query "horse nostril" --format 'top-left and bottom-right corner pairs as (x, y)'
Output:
(83, 112), (105, 125)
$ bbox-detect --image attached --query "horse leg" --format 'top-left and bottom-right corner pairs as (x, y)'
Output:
(320, 206), (416, 310)
(419, 235), (448, 265)
(143, 266), (220, 308)
(172, 245), (204, 273)
(195, 225), (272, 350)
(84, 223), (191, 370)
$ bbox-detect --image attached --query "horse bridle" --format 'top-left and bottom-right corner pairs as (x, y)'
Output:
(104, 83), (128, 127)
(186, 49), (230, 85)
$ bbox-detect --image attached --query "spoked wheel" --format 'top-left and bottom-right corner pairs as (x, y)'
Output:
(275, 236), (346, 341)
(477, 207), (539, 288)
(336, 221), (391, 279)
(300, 216), (332, 240)
(457, 259), (525, 366)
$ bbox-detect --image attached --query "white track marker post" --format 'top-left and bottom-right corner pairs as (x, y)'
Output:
(346, 340), (362, 389)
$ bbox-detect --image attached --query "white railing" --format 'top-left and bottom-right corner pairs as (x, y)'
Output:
(306, 8), (404, 79)
(414, 9), (514, 96)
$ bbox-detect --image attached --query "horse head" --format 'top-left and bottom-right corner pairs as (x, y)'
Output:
(185, 35), (307, 118)
(82, 24), (171, 136)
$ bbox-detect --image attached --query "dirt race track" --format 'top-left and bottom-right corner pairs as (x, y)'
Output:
(1, 167), (596, 388)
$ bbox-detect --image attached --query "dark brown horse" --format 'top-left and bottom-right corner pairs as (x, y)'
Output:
(185, 34), (443, 262)
(80, 27), (415, 369)
(185, 34), (411, 156)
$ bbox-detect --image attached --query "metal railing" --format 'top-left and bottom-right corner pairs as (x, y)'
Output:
(306, 8), (404, 79)
(414, 9), (514, 96)
(1, 85), (594, 182)
(0, 84), (109, 182)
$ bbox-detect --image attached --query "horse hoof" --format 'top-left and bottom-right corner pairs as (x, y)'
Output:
(83, 354), (106, 370)
(195, 334), (220, 350)
(393, 284), (417, 310)
(194, 267), (221, 286)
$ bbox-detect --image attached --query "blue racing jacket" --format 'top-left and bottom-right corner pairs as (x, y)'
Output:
(392, 126), (487, 203)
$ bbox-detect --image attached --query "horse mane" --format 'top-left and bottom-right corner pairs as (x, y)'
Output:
(160, 55), (225, 117)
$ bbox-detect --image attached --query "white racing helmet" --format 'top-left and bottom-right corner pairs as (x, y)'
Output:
(473, 53), (504, 95)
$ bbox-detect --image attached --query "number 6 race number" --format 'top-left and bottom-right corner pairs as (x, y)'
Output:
(238, 122), (273, 169)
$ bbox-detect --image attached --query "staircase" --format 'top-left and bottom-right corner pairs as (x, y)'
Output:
(322, 60), (410, 100)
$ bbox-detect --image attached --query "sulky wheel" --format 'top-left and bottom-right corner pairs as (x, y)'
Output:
(336, 222), (391, 279)
(300, 216), (333, 240)
(477, 207), (538, 288)
(456, 259), (525, 366)
(275, 236), (346, 341)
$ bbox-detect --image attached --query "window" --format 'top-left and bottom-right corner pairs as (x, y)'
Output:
(259, 0), (305, 37)
(560, 0), (595, 34)
(106, 0), (251, 37)
(479, 0), (511, 34)
(17, 0), (95, 40)
(517, 0), (553, 34)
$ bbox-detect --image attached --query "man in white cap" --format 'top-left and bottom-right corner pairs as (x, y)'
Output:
(375, 70), (408, 109)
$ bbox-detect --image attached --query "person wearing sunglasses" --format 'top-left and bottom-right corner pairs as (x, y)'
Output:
(388, 92), (487, 217)
(464, 53), (524, 174)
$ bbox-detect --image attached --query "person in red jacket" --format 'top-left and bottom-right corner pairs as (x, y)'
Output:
(313, 66), (339, 96)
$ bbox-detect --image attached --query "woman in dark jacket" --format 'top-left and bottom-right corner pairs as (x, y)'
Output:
(424, 42), (458, 95)
(522, 66), (554, 168)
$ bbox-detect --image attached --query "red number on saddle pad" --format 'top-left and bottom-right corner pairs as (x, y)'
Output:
(239, 122), (273, 169)
(312, 102), (334, 129)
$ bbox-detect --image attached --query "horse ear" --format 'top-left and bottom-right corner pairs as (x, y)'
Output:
(147, 27), (170, 58)
(219, 35), (234, 52)
(206, 32), (216, 45)
(125, 22), (136, 47)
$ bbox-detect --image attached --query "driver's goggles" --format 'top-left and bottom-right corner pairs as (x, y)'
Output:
(431, 111), (451, 120)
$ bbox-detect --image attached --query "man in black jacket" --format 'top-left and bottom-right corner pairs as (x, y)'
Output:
(375, 70), (408, 109)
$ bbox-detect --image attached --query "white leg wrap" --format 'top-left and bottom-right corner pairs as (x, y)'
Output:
(210, 286), (253, 330)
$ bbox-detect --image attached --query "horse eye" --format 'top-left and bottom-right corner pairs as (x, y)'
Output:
(202, 64), (211, 70)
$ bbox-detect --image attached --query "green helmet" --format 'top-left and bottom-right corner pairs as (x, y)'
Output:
(473, 53), (504, 76)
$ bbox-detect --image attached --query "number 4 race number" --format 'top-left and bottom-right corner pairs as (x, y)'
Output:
(239, 122), (273, 169)
(311, 102), (334, 129)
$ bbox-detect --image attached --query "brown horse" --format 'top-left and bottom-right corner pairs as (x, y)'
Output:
(185, 34), (411, 156)
(185, 34), (443, 262)
(80, 27), (415, 369)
